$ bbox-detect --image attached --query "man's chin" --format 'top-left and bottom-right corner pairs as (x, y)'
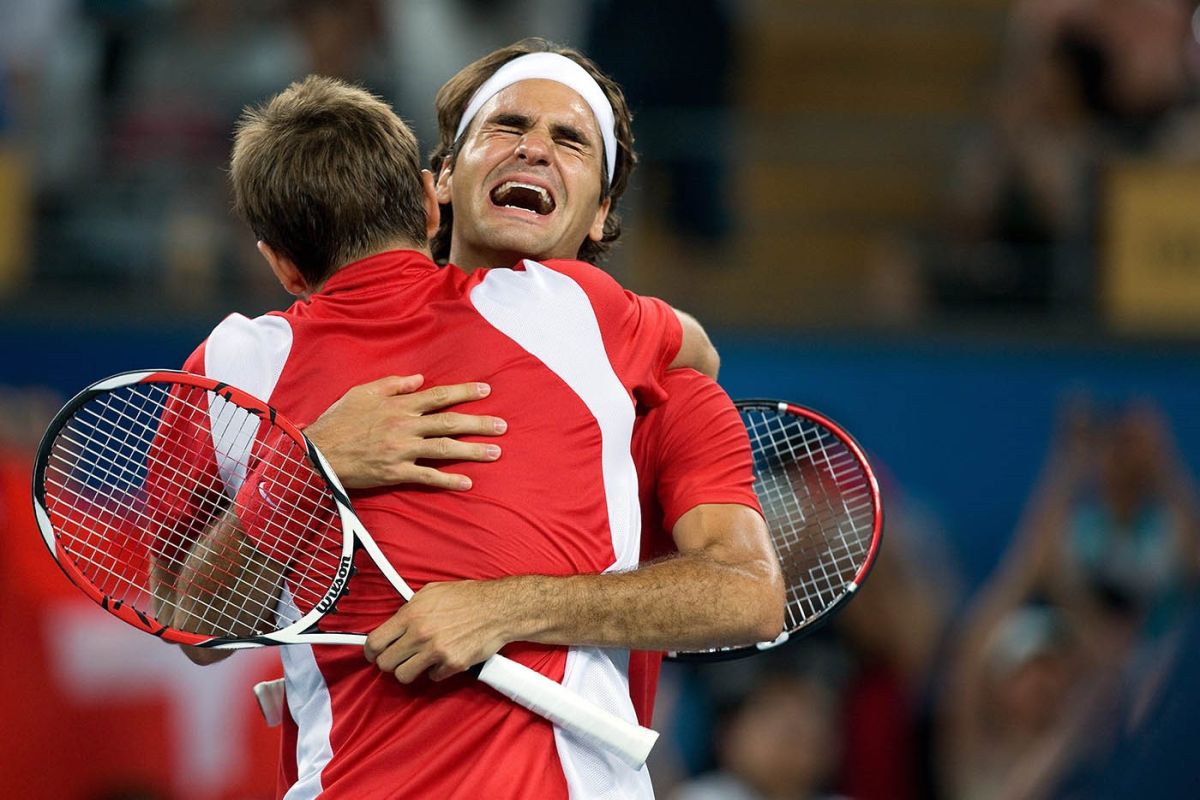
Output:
(480, 229), (566, 265)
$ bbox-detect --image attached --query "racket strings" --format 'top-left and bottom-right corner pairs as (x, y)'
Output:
(43, 381), (344, 640)
(743, 407), (875, 631)
(48, 386), (274, 629)
(63, 387), (335, 629)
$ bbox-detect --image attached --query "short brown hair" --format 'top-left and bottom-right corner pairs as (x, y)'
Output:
(429, 38), (637, 265)
(231, 75), (427, 287)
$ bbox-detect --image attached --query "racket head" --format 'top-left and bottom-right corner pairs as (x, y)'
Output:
(32, 370), (354, 647)
(669, 399), (883, 662)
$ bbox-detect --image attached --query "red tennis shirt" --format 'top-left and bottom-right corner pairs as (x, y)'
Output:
(182, 250), (680, 800)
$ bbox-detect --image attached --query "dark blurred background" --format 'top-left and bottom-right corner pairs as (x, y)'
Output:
(3, 1), (1200, 798)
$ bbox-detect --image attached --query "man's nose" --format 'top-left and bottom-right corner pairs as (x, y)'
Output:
(515, 130), (552, 166)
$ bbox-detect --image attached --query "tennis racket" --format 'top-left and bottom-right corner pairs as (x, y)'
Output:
(670, 399), (883, 661)
(32, 370), (658, 767)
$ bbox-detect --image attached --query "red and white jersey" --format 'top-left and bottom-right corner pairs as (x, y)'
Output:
(627, 370), (763, 726)
(183, 250), (681, 799)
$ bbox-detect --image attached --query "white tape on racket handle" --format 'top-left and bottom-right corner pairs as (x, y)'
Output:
(253, 678), (286, 728)
(476, 654), (658, 768)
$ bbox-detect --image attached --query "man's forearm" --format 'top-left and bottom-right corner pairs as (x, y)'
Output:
(174, 511), (283, 637)
(151, 510), (279, 665)
(365, 503), (784, 680)
(491, 549), (783, 652)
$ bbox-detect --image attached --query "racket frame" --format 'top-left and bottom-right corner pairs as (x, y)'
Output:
(667, 398), (883, 662)
(33, 369), (659, 767)
(33, 369), (365, 648)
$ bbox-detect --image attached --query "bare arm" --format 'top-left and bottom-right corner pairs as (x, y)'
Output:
(1127, 403), (1200, 578)
(668, 309), (719, 379)
(938, 409), (1091, 795)
(364, 503), (784, 682)
(152, 509), (284, 666)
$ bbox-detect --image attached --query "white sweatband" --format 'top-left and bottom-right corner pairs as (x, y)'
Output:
(454, 52), (618, 182)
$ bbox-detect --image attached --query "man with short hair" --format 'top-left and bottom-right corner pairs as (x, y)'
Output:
(312, 38), (784, 737)
(172, 74), (725, 798)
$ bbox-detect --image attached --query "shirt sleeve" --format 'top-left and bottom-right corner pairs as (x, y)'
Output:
(541, 259), (682, 408)
(654, 371), (762, 532)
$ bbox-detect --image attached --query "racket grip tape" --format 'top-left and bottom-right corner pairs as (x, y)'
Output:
(475, 654), (658, 769)
(253, 678), (287, 727)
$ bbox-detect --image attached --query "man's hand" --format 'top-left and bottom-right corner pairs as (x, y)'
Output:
(304, 375), (507, 490)
(364, 581), (515, 683)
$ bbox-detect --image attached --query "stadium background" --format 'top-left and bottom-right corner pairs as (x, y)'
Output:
(2, 1), (1200, 798)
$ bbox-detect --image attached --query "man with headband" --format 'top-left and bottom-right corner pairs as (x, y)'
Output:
(302, 39), (783, 797)
(169, 67), (729, 800)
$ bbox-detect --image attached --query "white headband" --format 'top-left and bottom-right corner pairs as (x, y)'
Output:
(454, 52), (618, 182)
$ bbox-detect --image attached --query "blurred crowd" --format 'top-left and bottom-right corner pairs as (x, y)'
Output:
(647, 395), (1199, 800)
(0, 0), (735, 306)
(935, 0), (1200, 317)
(2, 0), (1199, 324)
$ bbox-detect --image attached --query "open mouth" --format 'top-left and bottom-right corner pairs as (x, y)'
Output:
(490, 181), (556, 215)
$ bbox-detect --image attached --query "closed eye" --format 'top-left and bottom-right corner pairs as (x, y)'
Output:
(485, 113), (531, 136)
(551, 124), (591, 153)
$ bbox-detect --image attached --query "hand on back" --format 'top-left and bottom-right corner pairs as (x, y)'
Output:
(305, 374), (507, 491)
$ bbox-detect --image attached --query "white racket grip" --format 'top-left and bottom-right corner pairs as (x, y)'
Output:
(476, 654), (658, 768)
(254, 678), (286, 728)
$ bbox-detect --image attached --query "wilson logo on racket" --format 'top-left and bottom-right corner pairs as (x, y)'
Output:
(315, 555), (355, 614)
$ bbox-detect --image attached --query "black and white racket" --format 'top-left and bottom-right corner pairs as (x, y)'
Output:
(32, 370), (657, 767)
(670, 399), (883, 661)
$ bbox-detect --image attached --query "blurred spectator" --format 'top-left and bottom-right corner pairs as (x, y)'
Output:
(287, 0), (390, 87)
(935, 0), (1197, 316)
(0, 0), (78, 139)
(938, 553), (1103, 798)
(671, 672), (846, 800)
(1078, 597), (1200, 797)
(939, 8), (1102, 312)
(588, 0), (736, 244)
(832, 470), (961, 800)
(938, 396), (1199, 799)
(0, 0), (74, 294)
(1030, 0), (1194, 134)
(1034, 397), (1200, 641)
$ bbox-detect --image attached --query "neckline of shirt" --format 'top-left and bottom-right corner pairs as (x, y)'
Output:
(316, 249), (448, 297)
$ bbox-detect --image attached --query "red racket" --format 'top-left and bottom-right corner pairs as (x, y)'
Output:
(32, 369), (657, 767)
(670, 399), (883, 661)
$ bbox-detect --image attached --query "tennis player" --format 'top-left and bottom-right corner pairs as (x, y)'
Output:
(310, 39), (784, 737)
(168, 75), (728, 798)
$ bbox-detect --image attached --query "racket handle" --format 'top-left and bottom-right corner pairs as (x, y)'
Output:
(476, 654), (658, 769)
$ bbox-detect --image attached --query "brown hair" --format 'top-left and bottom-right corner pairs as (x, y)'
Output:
(429, 38), (637, 265)
(230, 75), (427, 287)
